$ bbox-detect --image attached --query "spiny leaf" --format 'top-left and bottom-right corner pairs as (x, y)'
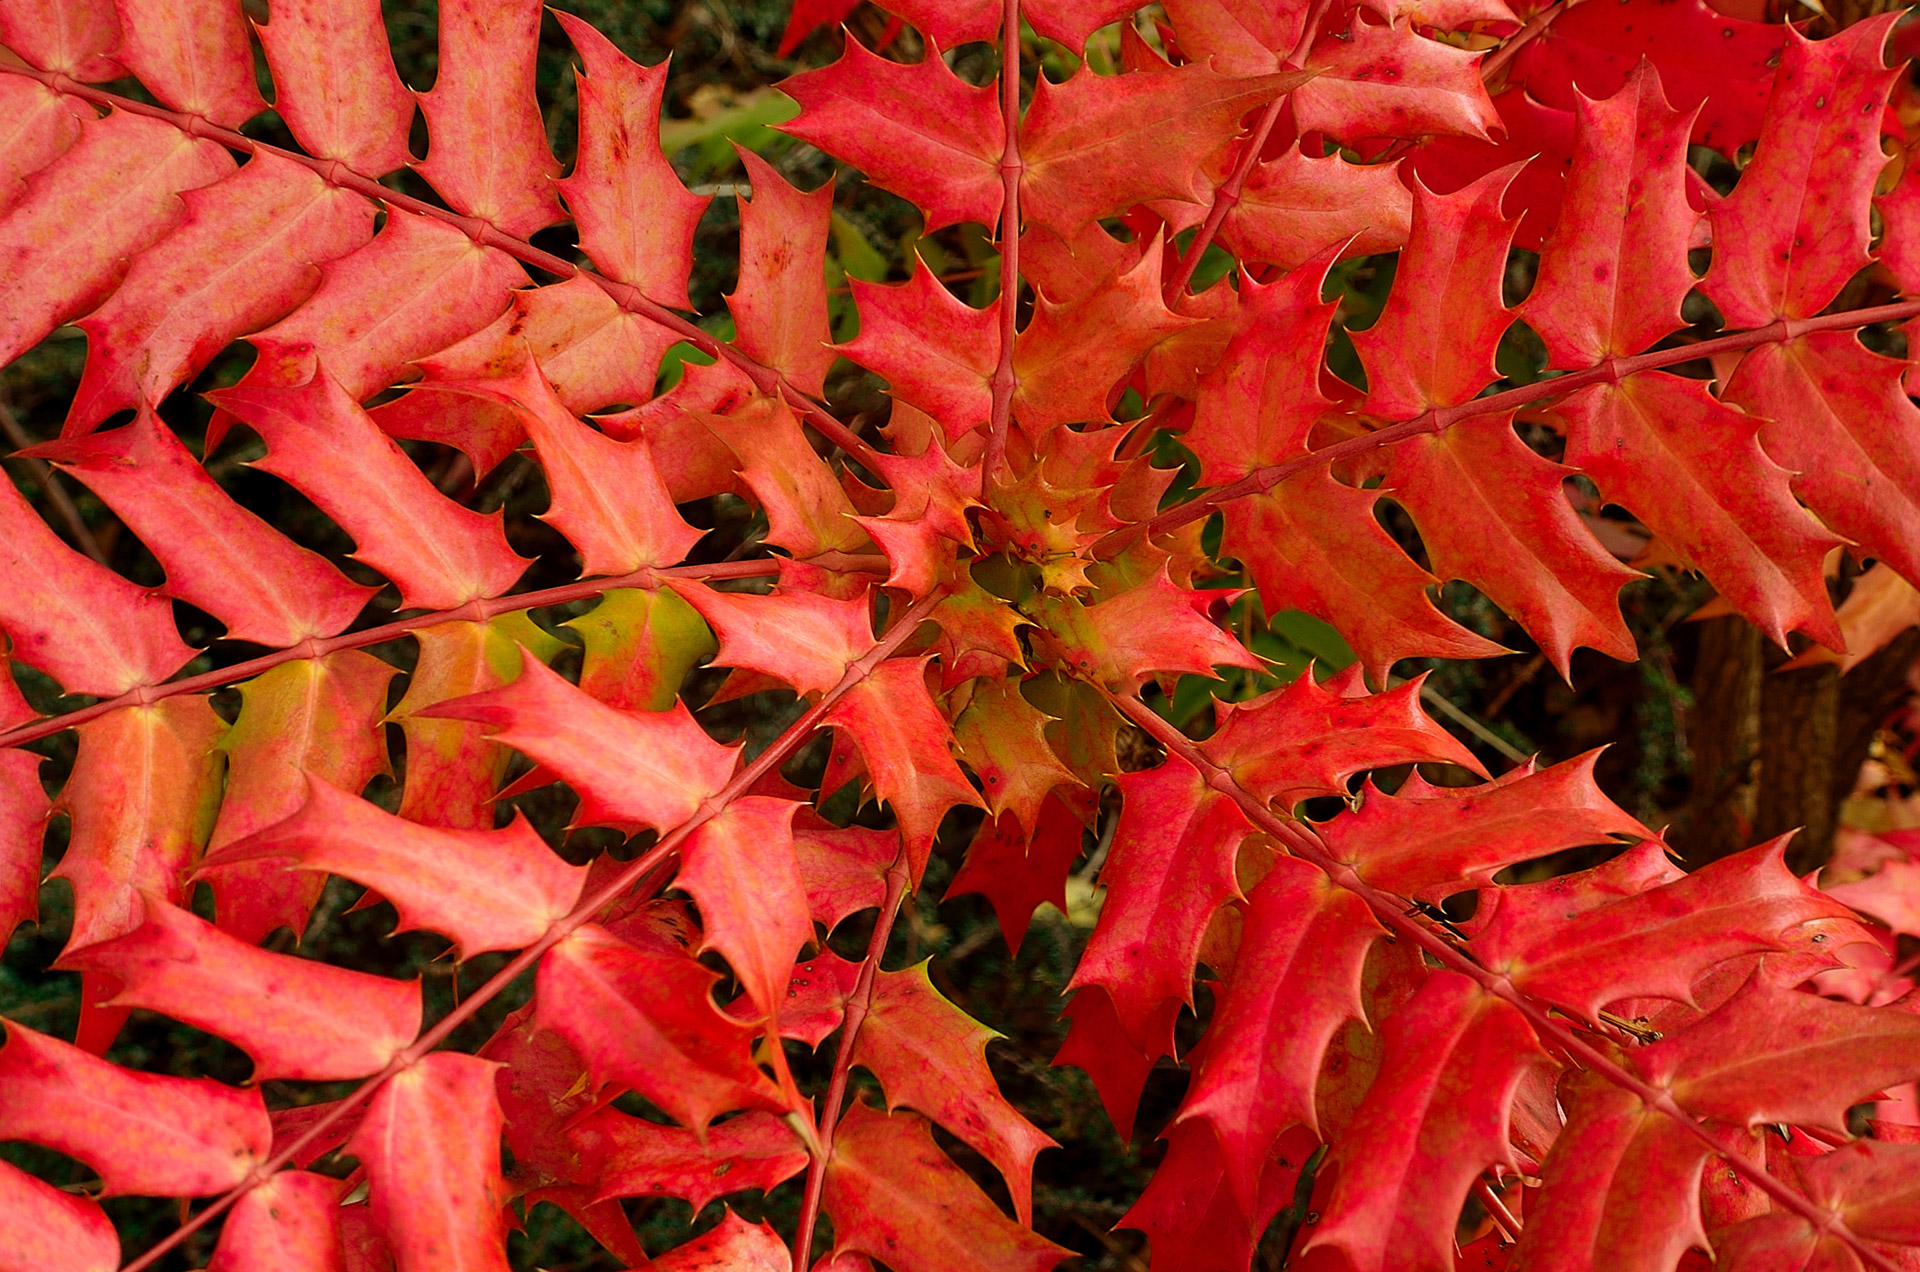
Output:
(653, 1210), (792, 1272)
(676, 797), (814, 1019)
(0, 0), (123, 80)
(671, 581), (876, 698)
(841, 265), (999, 442)
(205, 1171), (347, 1272)
(731, 149), (836, 396)
(0, 1157), (118, 1272)
(109, 0), (264, 129)
(571, 1107), (809, 1210)
(252, 0), (415, 175)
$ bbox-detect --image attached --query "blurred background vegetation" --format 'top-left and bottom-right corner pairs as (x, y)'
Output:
(5, 2), (1917, 1268)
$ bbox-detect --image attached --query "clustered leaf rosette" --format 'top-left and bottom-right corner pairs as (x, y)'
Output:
(0, 0), (1918, 1270)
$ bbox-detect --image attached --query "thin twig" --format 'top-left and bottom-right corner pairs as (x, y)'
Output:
(0, 398), (108, 564)
(983, 0), (1025, 491)
(118, 590), (945, 1272)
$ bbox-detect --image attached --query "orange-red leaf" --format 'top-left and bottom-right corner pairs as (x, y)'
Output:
(676, 797), (813, 1018)
(253, 0), (414, 175)
(206, 1170), (348, 1272)
(1294, 15), (1498, 144)
(671, 581), (876, 698)
(0, 1157), (118, 1272)
(840, 266), (999, 442)
(0, 0), (122, 80)
(655, 1210), (792, 1272)
(109, 0), (264, 128)
(730, 150), (835, 395)
(571, 1107), (809, 1209)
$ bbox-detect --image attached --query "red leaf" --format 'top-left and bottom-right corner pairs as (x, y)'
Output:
(201, 776), (588, 958)
(53, 698), (225, 952)
(414, 0), (564, 238)
(1037, 568), (1263, 690)
(1407, 87), (1577, 253)
(554, 12), (710, 308)
(841, 266), (999, 442)
(1511, 1073), (1714, 1272)
(777, 0), (860, 57)
(1351, 166), (1518, 418)
(954, 679), (1079, 835)
(1072, 762), (1252, 1050)
(821, 657), (982, 881)
(424, 653), (739, 835)
(1202, 666), (1485, 809)
(536, 923), (791, 1133)
(109, 0), (264, 128)
(654, 1210), (792, 1272)
(232, 207), (527, 402)
(0, 1021), (270, 1197)
(1322, 752), (1649, 903)
(793, 818), (896, 934)
(1175, 857), (1381, 1211)
(347, 1052), (512, 1272)
(677, 797), (814, 1019)
(1023, 0), (1139, 53)
(0, 78), (83, 211)
(731, 150), (836, 396)
(1018, 62), (1306, 237)
(571, 1107), (809, 1209)
(58, 896), (421, 1082)
(1523, 62), (1696, 368)
(1701, 19), (1900, 327)
(854, 961), (1058, 1224)
(0, 748), (48, 946)
(0, 0), (122, 80)
(822, 1103), (1070, 1272)
(0, 473), (194, 696)
(1156, 0), (1313, 75)
(213, 366), (532, 611)
(1216, 145), (1413, 273)
(703, 395), (871, 558)
(946, 802), (1086, 953)
(433, 357), (702, 575)
(1052, 985), (1176, 1142)
(206, 1170), (348, 1272)
(1117, 1120), (1318, 1272)
(672, 582), (876, 698)
(0, 108), (232, 368)
(1555, 373), (1843, 650)
(0, 1157), (118, 1272)
(253, 0), (414, 175)
(1469, 837), (1852, 1021)
(1303, 972), (1547, 1272)
(781, 42), (1002, 232)
(1295, 16), (1498, 144)
(1384, 413), (1640, 673)
(1219, 470), (1510, 680)
(66, 153), (375, 435)
(29, 405), (377, 646)
(1637, 972), (1920, 1133)
(1797, 1138), (1920, 1245)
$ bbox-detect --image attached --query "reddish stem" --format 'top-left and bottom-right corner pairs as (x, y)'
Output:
(117, 591), (945, 1272)
(0, 554), (888, 750)
(0, 66), (888, 479)
(1100, 685), (1901, 1272)
(1478, 0), (1568, 85)
(1162, 96), (1285, 302)
(983, 0), (1025, 490)
(790, 851), (914, 1264)
(1097, 300), (1920, 557)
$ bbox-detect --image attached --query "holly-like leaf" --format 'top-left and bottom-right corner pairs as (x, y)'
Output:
(654, 1210), (792, 1272)
(109, 0), (264, 129)
(29, 406), (377, 646)
(1174, 857), (1381, 1212)
(0, 1021), (270, 1197)
(347, 1052), (512, 1272)
(1072, 761), (1251, 1051)
(946, 801), (1087, 953)
(1302, 972), (1547, 1272)
(731, 149), (836, 396)
(1637, 972), (1920, 1133)
(841, 266), (999, 442)
(1018, 63), (1306, 237)
(420, 650), (739, 834)
(953, 679), (1079, 832)
(66, 154), (375, 435)
(0, 1157), (118, 1272)
(59, 896), (421, 1082)
(793, 817), (897, 934)
(200, 776), (587, 958)
(702, 395), (871, 558)
(414, 0), (564, 238)
(671, 582), (876, 698)
(1321, 752), (1650, 903)
(0, 0), (123, 81)
(1793, 1138), (1920, 1245)
(213, 367), (532, 611)
(0, 77), (83, 208)
(206, 1170), (347, 1272)
(252, 0), (414, 176)
(822, 1103), (1070, 1272)
(1201, 666), (1485, 809)
(676, 797), (814, 1019)
(536, 923), (791, 1134)
(852, 961), (1059, 1224)
(571, 1107), (809, 1210)
(0, 108), (232, 368)
(1384, 413), (1640, 673)
(821, 657), (982, 881)
(1038, 568), (1263, 690)
(1702, 18), (1899, 327)
(564, 585), (716, 713)
(0, 469), (196, 697)
(0, 747), (48, 946)
(781, 42), (1002, 232)
(1523, 63), (1696, 368)
(1214, 145), (1413, 272)
(1117, 1120), (1318, 1272)
(1554, 373), (1844, 650)
(1294, 16), (1499, 145)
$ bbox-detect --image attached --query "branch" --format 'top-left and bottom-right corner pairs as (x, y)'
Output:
(1097, 682), (1904, 1272)
(0, 65), (889, 480)
(983, 0), (1025, 490)
(0, 554), (891, 750)
(790, 849), (914, 1263)
(1097, 299), (1920, 557)
(117, 589), (947, 1272)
